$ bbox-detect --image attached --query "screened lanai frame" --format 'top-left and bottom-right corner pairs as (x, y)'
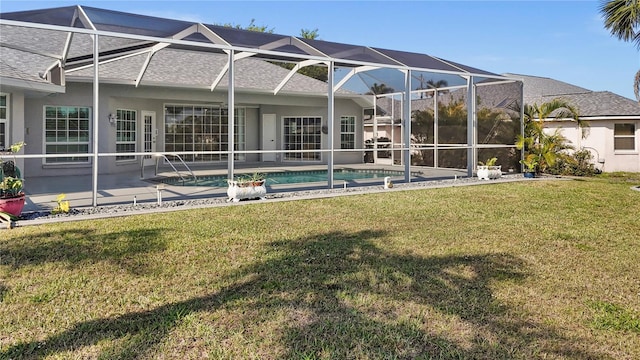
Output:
(0, 5), (524, 207)
(369, 77), (525, 171)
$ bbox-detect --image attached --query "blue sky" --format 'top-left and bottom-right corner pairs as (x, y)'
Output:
(2, 0), (638, 100)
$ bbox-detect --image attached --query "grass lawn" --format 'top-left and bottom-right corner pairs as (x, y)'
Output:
(1, 175), (639, 359)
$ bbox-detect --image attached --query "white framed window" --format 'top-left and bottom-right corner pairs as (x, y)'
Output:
(0, 94), (7, 150)
(614, 123), (636, 151)
(340, 115), (356, 149)
(116, 109), (137, 161)
(44, 105), (91, 164)
(283, 116), (322, 161)
(164, 104), (246, 162)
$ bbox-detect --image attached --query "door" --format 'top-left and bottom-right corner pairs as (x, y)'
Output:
(141, 111), (157, 166)
(261, 114), (276, 161)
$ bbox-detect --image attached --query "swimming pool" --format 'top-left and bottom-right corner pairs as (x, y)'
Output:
(161, 169), (408, 187)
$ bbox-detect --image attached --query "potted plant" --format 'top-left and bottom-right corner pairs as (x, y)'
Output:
(227, 172), (267, 202)
(520, 154), (538, 178)
(0, 141), (26, 217)
(477, 157), (502, 180)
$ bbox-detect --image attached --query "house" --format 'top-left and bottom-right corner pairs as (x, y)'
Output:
(0, 5), (521, 208)
(504, 73), (640, 173)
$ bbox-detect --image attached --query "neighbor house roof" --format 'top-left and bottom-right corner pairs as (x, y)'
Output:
(504, 73), (640, 118)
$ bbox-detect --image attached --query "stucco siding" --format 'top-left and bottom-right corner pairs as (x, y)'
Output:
(18, 82), (365, 177)
(545, 119), (640, 172)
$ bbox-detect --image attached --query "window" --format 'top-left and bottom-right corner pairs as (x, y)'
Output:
(164, 105), (245, 162)
(614, 123), (636, 151)
(340, 115), (356, 149)
(44, 105), (90, 164)
(0, 94), (7, 150)
(283, 116), (322, 161)
(116, 109), (137, 161)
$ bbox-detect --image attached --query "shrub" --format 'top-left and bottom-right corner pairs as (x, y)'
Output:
(548, 149), (599, 176)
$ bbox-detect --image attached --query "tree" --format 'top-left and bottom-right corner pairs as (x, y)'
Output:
(426, 79), (448, 90)
(599, 0), (640, 100)
(219, 19), (274, 33)
(414, 75), (448, 99)
(515, 99), (583, 174)
(295, 28), (327, 82)
(300, 28), (319, 39)
(222, 21), (328, 82)
(366, 83), (395, 95)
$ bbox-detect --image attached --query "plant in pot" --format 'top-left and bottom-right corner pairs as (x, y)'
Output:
(520, 154), (538, 178)
(0, 141), (27, 219)
(477, 157), (502, 180)
(227, 172), (267, 202)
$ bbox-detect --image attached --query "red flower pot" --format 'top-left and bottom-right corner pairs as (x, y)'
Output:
(0, 194), (26, 217)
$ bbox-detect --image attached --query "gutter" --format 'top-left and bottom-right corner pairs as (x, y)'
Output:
(0, 76), (66, 94)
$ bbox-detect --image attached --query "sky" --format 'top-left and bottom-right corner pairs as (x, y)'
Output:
(1, 0), (639, 100)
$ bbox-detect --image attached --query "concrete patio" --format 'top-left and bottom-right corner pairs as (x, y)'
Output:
(22, 165), (470, 213)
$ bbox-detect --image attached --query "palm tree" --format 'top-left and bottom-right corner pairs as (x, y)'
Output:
(366, 83), (395, 95)
(599, 0), (640, 100)
(516, 99), (583, 173)
(426, 79), (448, 89)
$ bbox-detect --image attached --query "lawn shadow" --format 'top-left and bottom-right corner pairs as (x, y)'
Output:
(2, 229), (604, 359)
(0, 228), (168, 274)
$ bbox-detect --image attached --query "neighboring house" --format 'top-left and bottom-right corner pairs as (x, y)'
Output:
(504, 73), (640, 173)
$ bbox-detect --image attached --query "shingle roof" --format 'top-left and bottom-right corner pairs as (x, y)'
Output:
(0, 24), (346, 96)
(504, 73), (640, 118)
(0, 47), (53, 84)
(67, 49), (340, 94)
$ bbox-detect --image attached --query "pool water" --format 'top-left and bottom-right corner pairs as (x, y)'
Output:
(162, 169), (406, 187)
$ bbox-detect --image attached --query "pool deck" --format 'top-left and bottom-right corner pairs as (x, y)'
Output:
(22, 164), (469, 212)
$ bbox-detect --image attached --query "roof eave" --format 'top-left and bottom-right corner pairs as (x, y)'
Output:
(0, 76), (66, 94)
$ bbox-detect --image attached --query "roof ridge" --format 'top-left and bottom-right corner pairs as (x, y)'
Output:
(502, 72), (552, 80)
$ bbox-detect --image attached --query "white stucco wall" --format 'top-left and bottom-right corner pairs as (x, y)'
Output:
(545, 119), (640, 173)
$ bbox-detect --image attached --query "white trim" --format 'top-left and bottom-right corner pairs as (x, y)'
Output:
(339, 115), (357, 150)
(0, 76), (66, 93)
(115, 108), (138, 162)
(162, 103), (247, 163)
(613, 122), (637, 152)
(282, 115), (323, 162)
(0, 93), (8, 149)
(580, 116), (640, 121)
(141, 110), (157, 167)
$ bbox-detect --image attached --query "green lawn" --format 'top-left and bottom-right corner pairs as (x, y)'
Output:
(1, 175), (639, 359)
